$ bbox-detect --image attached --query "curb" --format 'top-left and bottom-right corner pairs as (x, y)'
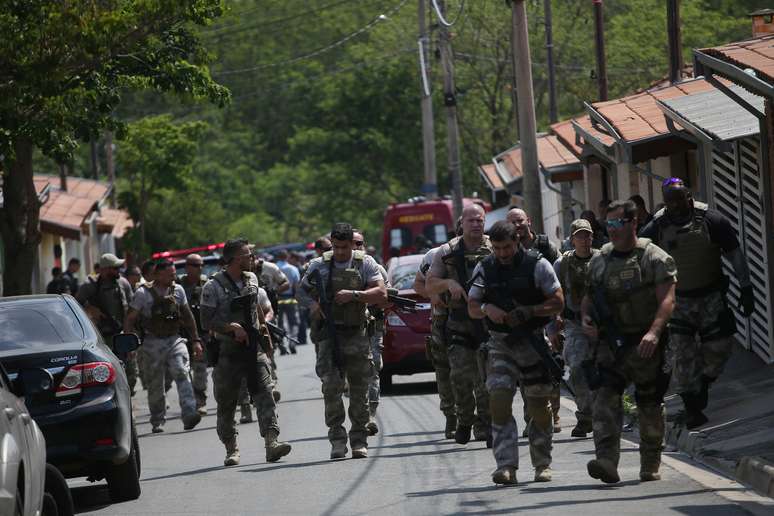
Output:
(665, 422), (774, 500)
(737, 457), (774, 499)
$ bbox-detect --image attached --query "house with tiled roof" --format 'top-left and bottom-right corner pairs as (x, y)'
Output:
(31, 174), (133, 294)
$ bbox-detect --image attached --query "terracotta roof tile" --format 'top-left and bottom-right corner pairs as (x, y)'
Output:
(549, 120), (582, 156)
(702, 35), (774, 85)
(478, 163), (505, 191)
(35, 174), (111, 238)
(97, 207), (134, 238)
(590, 78), (717, 144)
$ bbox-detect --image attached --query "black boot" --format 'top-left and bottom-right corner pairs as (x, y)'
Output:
(697, 375), (714, 411)
(679, 392), (708, 430)
(455, 425), (472, 445)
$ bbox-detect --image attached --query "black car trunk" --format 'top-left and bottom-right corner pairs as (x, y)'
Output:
(0, 346), (85, 414)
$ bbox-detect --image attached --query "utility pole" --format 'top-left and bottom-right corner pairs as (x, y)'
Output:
(418, 0), (438, 197)
(593, 0), (608, 101)
(90, 139), (100, 179)
(666, 0), (683, 84)
(105, 131), (116, 208)
(544, 0), (558, 124)
(510, 0), (544, 232)
(437, 0), (463, 219)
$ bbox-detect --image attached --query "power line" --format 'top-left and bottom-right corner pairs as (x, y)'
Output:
(430, 0), (465, 27)
(213, 0), (410, 77)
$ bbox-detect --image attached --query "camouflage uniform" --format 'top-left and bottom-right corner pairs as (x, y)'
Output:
(76, 275), (136, 390)
(585, 238), (676, 479)
(553, 249), (601, 432)
(200, 272), (281, 444)
(420, 247), (456, 427)
(182, 274), (209, 410)
(429, 236), (492, 439)
(639, 203), (743, 424)
(130, 282), (199, 429)
(298, 249), (382, 455)
(368, 264), (389, 413)
(469, 248), (561, 474)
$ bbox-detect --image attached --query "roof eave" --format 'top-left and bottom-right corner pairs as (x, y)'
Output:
(694, 49), (774, 100)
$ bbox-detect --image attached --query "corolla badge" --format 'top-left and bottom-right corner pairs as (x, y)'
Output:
(50, 355), (78, 364)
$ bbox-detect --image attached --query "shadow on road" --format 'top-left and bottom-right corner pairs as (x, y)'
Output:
(71, 484), (111, 514)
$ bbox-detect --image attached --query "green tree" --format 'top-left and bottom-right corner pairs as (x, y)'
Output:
(117, 115), (207, 254)
(0, 0), (228, 295)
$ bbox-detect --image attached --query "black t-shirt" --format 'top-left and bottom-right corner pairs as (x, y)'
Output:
(639, 208), (739, 253)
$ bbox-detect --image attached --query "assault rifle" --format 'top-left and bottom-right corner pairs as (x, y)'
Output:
(308, 269), (345, 378)
(505, 321), (575, 397)
(232, 293), (271, 394)
(387, 288), (417, 312)
(266, 321), (301, 348)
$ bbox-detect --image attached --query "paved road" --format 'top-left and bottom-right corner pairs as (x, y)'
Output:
(72, 344), (772, 515)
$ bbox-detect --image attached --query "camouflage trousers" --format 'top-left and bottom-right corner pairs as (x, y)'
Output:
(670, 291), (733, 395)
(368, 329), (384, 405)
(447, 332), (490, 429)
(191, 341), (208, 408)
(141, 335), (197, 428)
(316, 329), (373, 450)
(487, 332), (554, 469)
(214, 339), (279, 442)
(564, 321), (593, 426)
(237, 355), (279, 407)
(430, 316), (455, 418)
(592, 335), (668, 470)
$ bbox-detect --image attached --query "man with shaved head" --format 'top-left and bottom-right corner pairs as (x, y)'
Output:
(506, 207), (562, 434)
(180, 253), (211, 414)
(427, 204), (492, 445)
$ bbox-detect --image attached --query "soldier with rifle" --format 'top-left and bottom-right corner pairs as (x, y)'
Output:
(297, 223), (386, 460)
(581, 200), (676, 484)
(427, 204), (492, 446)
(200, 238), (292, 467)
(180, 253), (210, 415)
(468, 221), (565, 485)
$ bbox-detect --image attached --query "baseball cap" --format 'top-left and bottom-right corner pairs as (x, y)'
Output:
(99, 253), (125, 269)
(570, 219), (593, 236)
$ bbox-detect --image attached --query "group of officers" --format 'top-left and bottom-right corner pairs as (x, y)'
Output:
(412, 176), (753, 485)
(70, 176), (755, 486)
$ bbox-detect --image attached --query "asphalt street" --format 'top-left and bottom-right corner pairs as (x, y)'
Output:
(70, 344), (774, 515)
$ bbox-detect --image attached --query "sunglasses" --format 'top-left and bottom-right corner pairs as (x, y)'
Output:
(605, 218), (633, 229)
(187, 263), (203, 267)
(354, 241), (364, 246)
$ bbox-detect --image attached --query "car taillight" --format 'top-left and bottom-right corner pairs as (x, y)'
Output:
(56, 362), (117, 397)
(386, 313), (406, 327)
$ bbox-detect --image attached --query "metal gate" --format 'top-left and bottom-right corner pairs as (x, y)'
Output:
(709, 135), (774, 363)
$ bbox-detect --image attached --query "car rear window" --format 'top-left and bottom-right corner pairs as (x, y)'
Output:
(0, 303), (84, 350)
(390, 262), (421, 290)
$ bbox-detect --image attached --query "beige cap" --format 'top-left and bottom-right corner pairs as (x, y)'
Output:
(570, 218), (593, 236)
(99, 253), (125, 268)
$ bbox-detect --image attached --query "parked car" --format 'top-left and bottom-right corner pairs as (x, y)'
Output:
(0, 295), (141, 504)
(381, 255), (433, 390)
(0, 362), (46, 516)
(173, 254), (222, 279)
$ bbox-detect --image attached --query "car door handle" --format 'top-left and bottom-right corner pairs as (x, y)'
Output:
(19, 413), (31, 425)
(4, 407), (17, 420)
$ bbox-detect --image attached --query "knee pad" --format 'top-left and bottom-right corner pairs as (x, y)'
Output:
(489, 388), (513, 425)
(526, 396), (552, 429)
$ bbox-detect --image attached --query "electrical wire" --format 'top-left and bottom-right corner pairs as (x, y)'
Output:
(213, 0), (410, 77)
(430, 0), (465, 27)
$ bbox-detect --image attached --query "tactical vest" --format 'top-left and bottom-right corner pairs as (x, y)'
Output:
(143, 283), (181, 337)
(323, 250), (368, 327)
(212, 271), (259, 329)
(441, 236), (492, 333)
(481, 249), (550, 333)
(656, 202), (723, 293)
(183, 275), (206, 330)
(599, 239), (658, 335)
(87, 275), (128, 336)
(559, 249), (600, 310)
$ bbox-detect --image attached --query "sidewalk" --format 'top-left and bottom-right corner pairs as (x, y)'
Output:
(664, 343), (774, 498)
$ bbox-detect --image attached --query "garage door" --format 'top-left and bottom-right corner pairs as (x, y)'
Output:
(709, 135), (773, 363)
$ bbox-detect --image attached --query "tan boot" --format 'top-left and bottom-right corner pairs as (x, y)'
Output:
(492, 466), (518, 485)
(640, 457), (661, 481)
(534, 466), (553, 482)
(351, 447), (368, 459)
(587, 458), (620, 484)
(366, 402), (379, 436)
(223, 437), (240, 466)
(239, 404), (253, 424)
(264, 430), (292, 463)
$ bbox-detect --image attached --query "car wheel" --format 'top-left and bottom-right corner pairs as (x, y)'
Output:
(380, 373), (393, 393)
(44, 464), (73, 516)
(105, 431), (141, 503)
(13, 487), (23, 516)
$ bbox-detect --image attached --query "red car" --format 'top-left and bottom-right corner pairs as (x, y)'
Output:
(381, 254), (433, 390)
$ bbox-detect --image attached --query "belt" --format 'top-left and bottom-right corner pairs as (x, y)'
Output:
(278, 298), (298, 304)
(334, 324), (363, 332)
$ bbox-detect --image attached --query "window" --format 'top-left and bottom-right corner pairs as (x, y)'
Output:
(389, 262), (421, 290)
(389, 228), (411, 250)
(0, 302), (84, 351)
(424, 224), (448, 244)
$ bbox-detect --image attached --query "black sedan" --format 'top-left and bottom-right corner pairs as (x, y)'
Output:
(0, 294), (141, 503)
